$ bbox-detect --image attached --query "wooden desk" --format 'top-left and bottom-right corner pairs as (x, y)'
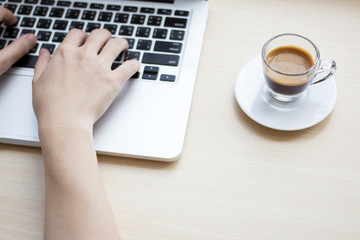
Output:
(1, 0), (360, 239)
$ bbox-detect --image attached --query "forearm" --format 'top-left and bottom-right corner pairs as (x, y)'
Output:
(39, 126), (120, 240)
(32, 29), (138, 240)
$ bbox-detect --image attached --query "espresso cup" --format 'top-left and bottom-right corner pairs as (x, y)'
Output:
(262, 33), (336, 102)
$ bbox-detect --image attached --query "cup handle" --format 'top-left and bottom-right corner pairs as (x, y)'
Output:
(311, 59), (336, 85)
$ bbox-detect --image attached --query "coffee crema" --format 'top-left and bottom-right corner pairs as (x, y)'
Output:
(266, 46), (314, 75)
(264, 45), (315, 95)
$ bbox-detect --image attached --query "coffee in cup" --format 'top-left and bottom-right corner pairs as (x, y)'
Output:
(262, 33), (336, 102)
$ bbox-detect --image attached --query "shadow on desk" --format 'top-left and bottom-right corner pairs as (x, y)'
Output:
(98, 154), (177, 169)
(232, 97), (332, 142)
(0, 142), (177, 169)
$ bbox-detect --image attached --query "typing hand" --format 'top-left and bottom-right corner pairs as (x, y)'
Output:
(32, 28), (140, 131)
(0, 6), (37, 75)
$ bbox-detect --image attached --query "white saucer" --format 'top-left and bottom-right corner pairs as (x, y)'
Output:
(235, 55), (337, 131)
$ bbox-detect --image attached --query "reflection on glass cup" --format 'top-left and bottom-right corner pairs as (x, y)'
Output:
(262, 33), (336, 102)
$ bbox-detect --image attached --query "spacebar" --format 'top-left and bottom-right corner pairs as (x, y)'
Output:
(142, 53), (179, 66)
(13, 55), (38, 68)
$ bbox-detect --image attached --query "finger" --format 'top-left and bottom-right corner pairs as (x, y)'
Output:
(99, 38), (129, 63)
(82, 28), (112, 53)
(61, 28), (88, 47)
(112, 59), (140, 85)
(34, 48), (51, 81)
(0, 34), (37, 74)
(0, 6), (17, 25)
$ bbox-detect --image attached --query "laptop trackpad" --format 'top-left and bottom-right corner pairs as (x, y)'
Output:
(0, 73), (39, 140)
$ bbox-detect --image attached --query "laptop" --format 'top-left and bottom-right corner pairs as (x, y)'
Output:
(0, 0), (208, 162)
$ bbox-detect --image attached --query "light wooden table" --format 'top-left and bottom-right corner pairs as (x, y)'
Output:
(1, 0), (360, 239)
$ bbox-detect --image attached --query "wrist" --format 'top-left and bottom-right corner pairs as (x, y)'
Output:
(38, 123), (93, 146)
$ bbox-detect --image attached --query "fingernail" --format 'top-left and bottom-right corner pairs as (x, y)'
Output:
(39, 48), (50, 56)
(24, 33), (37, 44)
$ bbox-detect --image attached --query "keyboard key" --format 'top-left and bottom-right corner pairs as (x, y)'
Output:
(41, 43), (55, 54)
(4, 4), (17, 13)
(132, 72), (140, 78)
(147, 16), (162, 26)
(73, 2), (87, 8)
(57, 1), (71, 7)
(82, 10), (96, 20)
(0, 40), (6, 50)
(119, 26), (134, 36)
(34, 6), (48, 16)
(143, 66), (159, 80)
(53, 20), (68, 30)
(20, 17), (36, 27)
(144, 66), (159, 74)
(25, 0), (39, 4)
(3, 28), (19, 38)
(153, 28), (167, 39)
(70, 21), (84, 30)
(98, 11), (113, 22)
(90, 3), (104, 9)
(125, 38), (135, 49)
(124, 51), (140, 61)
(37, 30), (51, 41)
(52, 32), (66, 42)
(115, 52), (124, 61)
(124, 6), (138, 12)
(137, 39), (152, 50)
(136, 27), (150, 38)
(111, 62), (121, 71)
(164, 17), (187, 28)
(114, 13), (129, 23)
(175, 10), (189, 17)
(14, 55), (38, 68)
(41, 0), (55, 5)
(65, 9), (80, 19)
(86, 22), (101, 32)
(170, 30), (185, 41)
(17, 5), (33, 15)
(107, 4), (120, 11)
(131, 14), (145, 25)
(37, 18), (52, 29)
(50, 8), (65, 18)
(143, 73), (157, 80)
(142, 53), (179, 66)
(160, 74), (176, 82)
(154, 41), (182, 53)
(103, 24), (117, 34)
(21, 29), (36, 35)
(158, 9), (172, 15)
(140, 7), (155, 14)
(29, 43), (39, 53)
(8, 0), (22, 2)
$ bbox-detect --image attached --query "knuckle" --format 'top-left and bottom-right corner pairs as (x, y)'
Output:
(118, 38), (129, 49)
(55, 44), (67, 56)
(68, 28), (84, 37)
(92, 28), (112, 38)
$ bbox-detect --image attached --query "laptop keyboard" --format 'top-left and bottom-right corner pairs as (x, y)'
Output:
(0, 0), (190, 82)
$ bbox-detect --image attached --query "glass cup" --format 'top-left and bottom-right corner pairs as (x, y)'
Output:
(262, 33), (336, 102)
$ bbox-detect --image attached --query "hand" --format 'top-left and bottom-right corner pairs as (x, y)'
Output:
(0, 6), (37, 75)
(32, 28), (140, 131)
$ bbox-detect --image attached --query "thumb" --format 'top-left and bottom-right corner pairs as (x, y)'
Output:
(34, 48), (51, 81)
(0, 34), (37, 75)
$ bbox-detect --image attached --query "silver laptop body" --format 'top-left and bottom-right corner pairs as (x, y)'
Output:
(0, 0), (208, 161)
